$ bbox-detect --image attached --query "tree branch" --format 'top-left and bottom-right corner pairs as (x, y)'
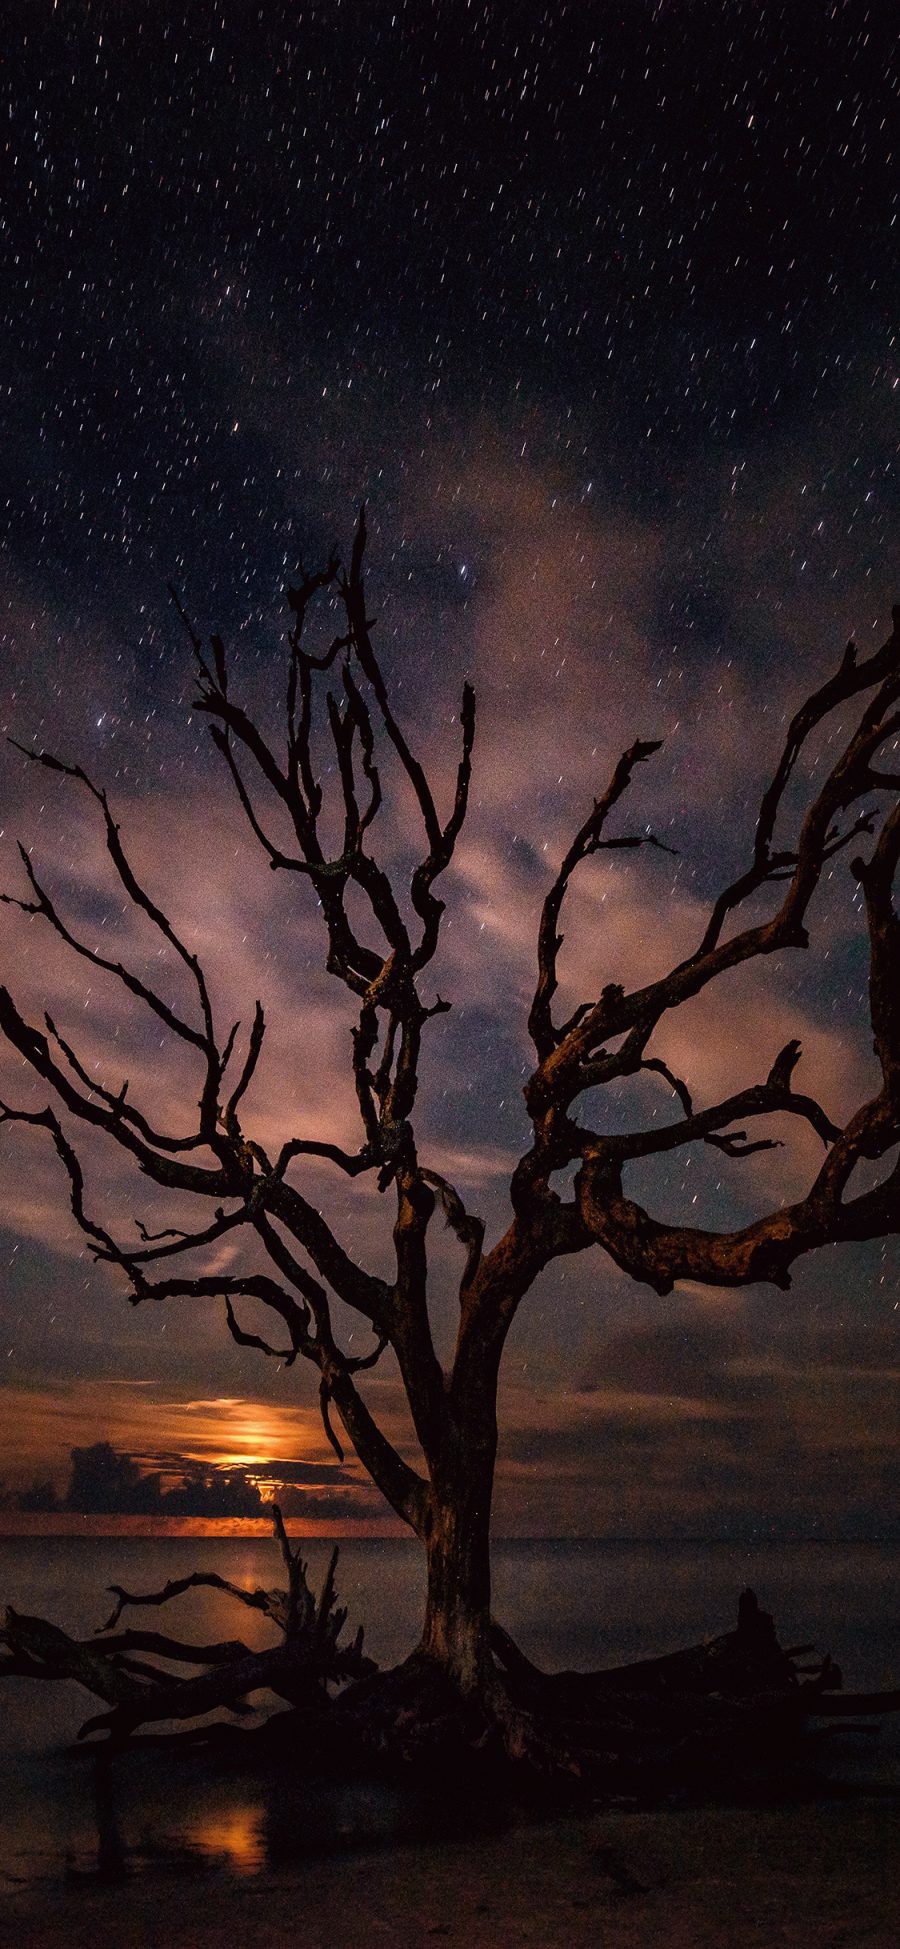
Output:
(528, 738), (665, 1061)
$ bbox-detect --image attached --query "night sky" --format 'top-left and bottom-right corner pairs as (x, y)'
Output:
(1, 0), (898, 1537)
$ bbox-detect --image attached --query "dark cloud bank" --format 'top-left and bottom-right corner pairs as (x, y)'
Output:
(3, 1442), (374, 1522)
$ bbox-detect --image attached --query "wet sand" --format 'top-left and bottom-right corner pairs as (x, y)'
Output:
(6, 1799), (898, 1949)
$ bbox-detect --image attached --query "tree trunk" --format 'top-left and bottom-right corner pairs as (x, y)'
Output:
(420, 1465), (493, 1695)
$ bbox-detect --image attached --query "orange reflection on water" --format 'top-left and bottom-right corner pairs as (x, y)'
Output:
(189, 1805), (264, 1874)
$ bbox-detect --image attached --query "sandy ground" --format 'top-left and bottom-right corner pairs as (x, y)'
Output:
(4, 1799), (898, 1949)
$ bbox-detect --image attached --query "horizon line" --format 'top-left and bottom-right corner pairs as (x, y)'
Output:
(0, 1513), (897, 1545)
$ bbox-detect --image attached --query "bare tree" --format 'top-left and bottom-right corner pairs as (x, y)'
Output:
(1, 513), (898, 1740)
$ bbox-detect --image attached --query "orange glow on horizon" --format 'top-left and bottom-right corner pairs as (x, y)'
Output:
(206, 1408), (293, 1470)
(0, 1380), (342, 1484)
(0, 1511), (408, 1539)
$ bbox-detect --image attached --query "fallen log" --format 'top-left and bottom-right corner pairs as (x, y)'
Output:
(2, 1609), (151, 1708)
(801, 1690), (900, 1717)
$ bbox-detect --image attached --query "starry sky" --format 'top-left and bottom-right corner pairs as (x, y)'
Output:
(1, 0), (898, 1537)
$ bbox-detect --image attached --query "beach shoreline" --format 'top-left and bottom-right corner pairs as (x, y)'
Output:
(5, 1797), (898, 1949)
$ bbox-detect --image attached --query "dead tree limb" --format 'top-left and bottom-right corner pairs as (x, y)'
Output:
(0, 1508), (374, 1745)
(1, 513), (898, 1740)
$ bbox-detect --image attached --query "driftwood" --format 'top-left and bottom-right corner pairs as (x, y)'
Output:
(1, 1508), (374, 1747)
(485, 1588), (900, 1791)
(2, 1517), (897, 1795)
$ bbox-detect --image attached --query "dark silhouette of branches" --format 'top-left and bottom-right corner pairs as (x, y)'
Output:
(1, 1507), (374, 1745)
(1, 511), (898, 1714)
(508, 608), (900, 1300)
(0, 507), (478, 1540)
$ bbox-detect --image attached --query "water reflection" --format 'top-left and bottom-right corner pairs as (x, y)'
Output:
(44, 1752), (510, 1886)
(19, 1717), (893, 1896)
(188, 1805), (264, 1875)
(91, 1761), (128, 1884)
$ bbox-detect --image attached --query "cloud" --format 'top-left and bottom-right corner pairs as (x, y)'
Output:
(0, 1378), (336, 1481)
(490, 1293), (900, 1539)
(1, 428), (896, 1545)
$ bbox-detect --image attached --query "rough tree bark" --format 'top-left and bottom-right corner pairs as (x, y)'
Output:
(1, 514), (898, 1757)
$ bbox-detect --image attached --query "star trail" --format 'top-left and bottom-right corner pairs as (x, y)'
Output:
(0, 0), (897, 1537)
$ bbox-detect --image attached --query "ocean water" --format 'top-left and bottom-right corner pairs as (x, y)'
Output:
(1, 1535), (897, 1885)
